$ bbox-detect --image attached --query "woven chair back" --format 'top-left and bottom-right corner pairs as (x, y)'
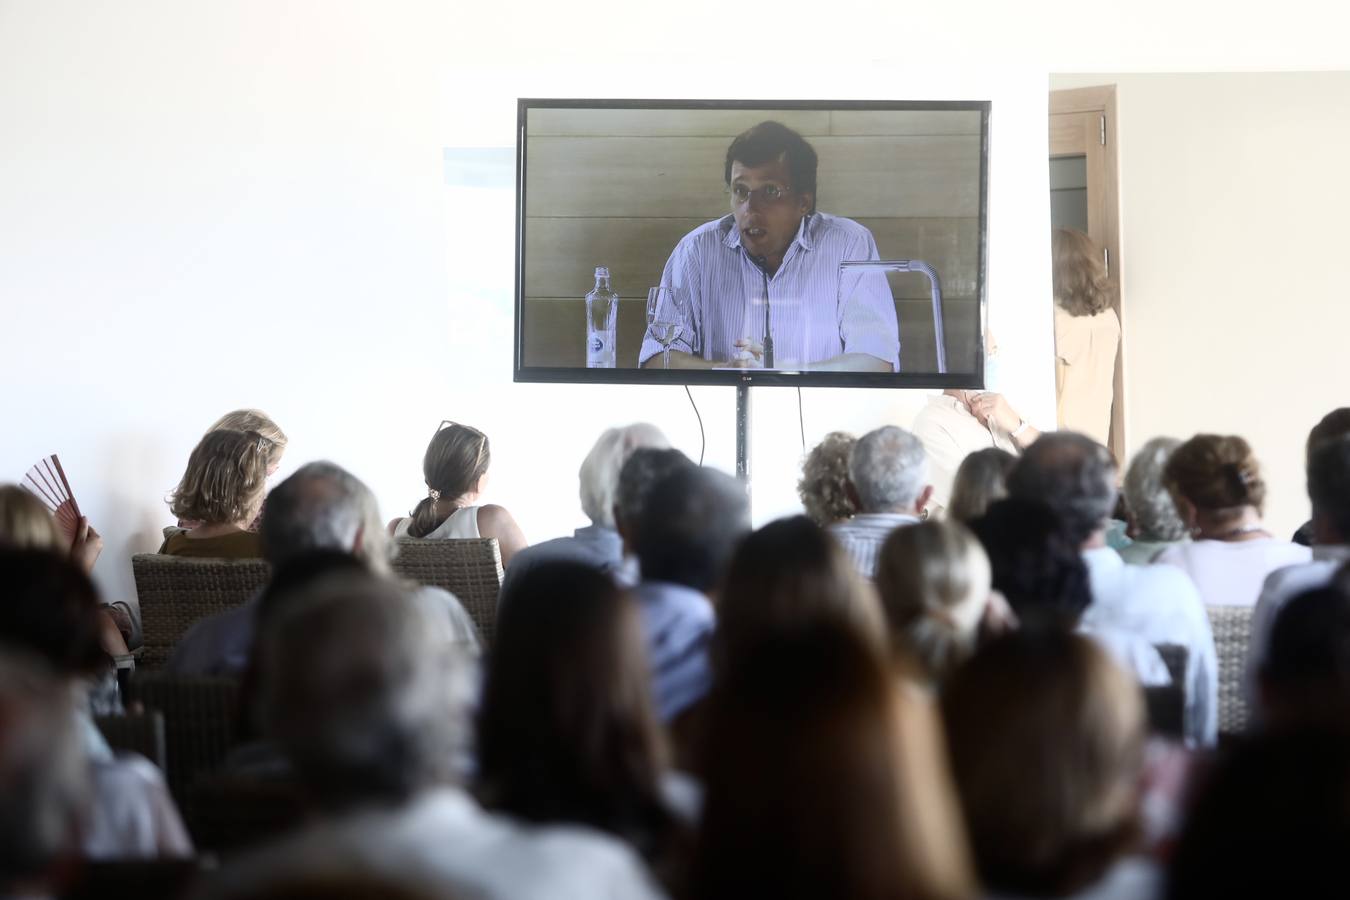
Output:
(1206, 604), (1255, 736)
(391, 537), (504, 646)
(132, 554), (270, 670)
(128, 674), (241, 804)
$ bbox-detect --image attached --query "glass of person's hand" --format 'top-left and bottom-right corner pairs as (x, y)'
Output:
(646, 287), (686, 369)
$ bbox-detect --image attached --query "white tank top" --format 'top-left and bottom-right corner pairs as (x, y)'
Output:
(394, 505), (481, 539)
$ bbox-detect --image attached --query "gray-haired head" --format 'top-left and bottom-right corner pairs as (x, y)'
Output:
(579, 423), (671, 530)
(848, 426), (930, 514)
(613, 447), (694, 536)
(1008, 432), (1118, 547)
(260, 462), (392, 576)
(0, 653), (87, 889)
(257, 571), (468, 811)
(1122, 437), (1186, 542)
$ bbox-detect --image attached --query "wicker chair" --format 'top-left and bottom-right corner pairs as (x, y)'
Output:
(392, 537), (504, 645)
(1207, 604), (1255, 736)
(132, 554), (271, 670)
(1143, 643), (1189, 740)
(94, 710), (168, 772)
(128, 674), (241, 804)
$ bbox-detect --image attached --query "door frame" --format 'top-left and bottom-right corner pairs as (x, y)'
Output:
(1050, 84), (1125, 464)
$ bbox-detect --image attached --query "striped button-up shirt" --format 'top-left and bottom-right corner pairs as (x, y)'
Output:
(638, 212), (901, 370)
(829, 512), (921, 580)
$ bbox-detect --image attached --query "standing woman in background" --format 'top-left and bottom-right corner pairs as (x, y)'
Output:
(390, 421), (528, 568)
(1052, 228), (1120, 447)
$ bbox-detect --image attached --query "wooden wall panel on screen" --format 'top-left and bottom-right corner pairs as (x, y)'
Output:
(526, 136), (979, 218)
(528, 108), (831, 137)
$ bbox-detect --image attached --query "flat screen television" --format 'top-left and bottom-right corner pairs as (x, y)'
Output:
(514, 98), (990, 389)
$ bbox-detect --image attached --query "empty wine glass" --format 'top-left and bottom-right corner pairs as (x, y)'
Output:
(646, 286), (686, 369)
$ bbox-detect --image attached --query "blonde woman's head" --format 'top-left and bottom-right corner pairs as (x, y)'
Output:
(169, 429), (273, 527)
(0, 486), (64, 552)
(874, 520), (992, 685)
(206, 409), (288, 473)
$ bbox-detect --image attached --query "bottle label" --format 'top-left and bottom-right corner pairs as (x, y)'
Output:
(587, 331), (614, 368)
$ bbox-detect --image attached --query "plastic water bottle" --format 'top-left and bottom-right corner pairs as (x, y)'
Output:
(585, 266), (618, 368)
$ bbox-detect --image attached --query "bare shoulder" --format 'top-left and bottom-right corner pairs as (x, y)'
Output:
(476, 504), (518, 529)
(387, 517), (405, 536)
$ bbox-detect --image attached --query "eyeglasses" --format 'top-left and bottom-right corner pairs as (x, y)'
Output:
(728, 183), (793, 205)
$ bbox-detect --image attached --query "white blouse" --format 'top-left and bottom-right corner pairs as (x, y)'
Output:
(1153, 537), (1311, 608)
(394, 506), (481, 540)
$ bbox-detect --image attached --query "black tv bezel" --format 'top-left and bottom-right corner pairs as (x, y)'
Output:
(513, 97), (991, 390)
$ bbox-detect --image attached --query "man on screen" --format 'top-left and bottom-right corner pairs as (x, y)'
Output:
(638, 121), (901, 372)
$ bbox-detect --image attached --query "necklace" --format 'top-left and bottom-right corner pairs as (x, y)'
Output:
(1204, 522), (1269, 541)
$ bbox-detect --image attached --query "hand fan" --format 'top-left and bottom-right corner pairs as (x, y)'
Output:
(21, 454), (81, 544)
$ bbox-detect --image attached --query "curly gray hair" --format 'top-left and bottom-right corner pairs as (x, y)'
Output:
(848, 426), (930, 514)
(1123, 437), (1187, 542)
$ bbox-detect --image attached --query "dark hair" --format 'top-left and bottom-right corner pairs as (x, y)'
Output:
(1260, 585), (1350, 728)
(691, 622), (974, 900)
(969, 499), (1091, 630)
(634, 467), (749, 591)
(476, 561), (680, 867)
(408, 423), (490, 538)
(1164, 434), (1266, 515)
(724, 121), (819, 212)
(1307, 407), (1350, 460)
(0, 548), (107, 676)
(1007, 432), (1117, 546)
(943, 630), (1144, 897)
(1166, 727), (1350, 900)
(613, 447), (693, 536)
(715, 516), (882, 672)
(1308, 436), (1350, 544)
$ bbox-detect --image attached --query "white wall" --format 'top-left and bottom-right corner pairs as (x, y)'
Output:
(1051, 72), (1350, 537)
(3, 0), (1346, 604)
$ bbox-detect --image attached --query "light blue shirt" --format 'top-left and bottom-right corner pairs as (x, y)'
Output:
(639, 212), (901, 370)
(631, 580), (715, 722)
(1080, 547), (1218, 746)
(500, 525), (633, 602)
(828, 512), (920, 580)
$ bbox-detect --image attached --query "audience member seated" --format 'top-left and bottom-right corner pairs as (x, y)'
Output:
(177, 408), (288, 532)
(0, 652), (90, 898)
(829, 425), (932, 579)
(1155, 434), (1309, 606)
(612, 448), (693, 558)
(970, 498), (1168, 685)
(477, 560), (688, 888)
(389, 421), (527, 568)
(1248, 434), (1350, 702)
(1007, 433), (1217, 744)
(913, 339), (1040, 517)
(943, 630), (1157, 900)
(873, 519), (1000, 687)
(212, 570), (664, 899)
(0, 484), (133, 665)
(501, 422), (668, 596)
(1165, 726), (1350, 899)
(0, 549), (192, 860)
(945, 446), (1017, 524)
(168, 461), (479, 676)
(631, 463), (749, 731)
(796, 431), (858, 526)
(162, 429), (272, 558)
(1117, 437), (1187, 564)
(689, 621), (975, 900)
(1256, 584), (1350, 731)
(715, 515), (885, 671)
(1291, 407), (1350, 545)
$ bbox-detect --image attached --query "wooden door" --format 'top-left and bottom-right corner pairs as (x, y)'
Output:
(1050, 85), (1125, 464)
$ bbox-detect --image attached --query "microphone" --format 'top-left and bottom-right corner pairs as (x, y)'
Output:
(750, 254), (775, 368)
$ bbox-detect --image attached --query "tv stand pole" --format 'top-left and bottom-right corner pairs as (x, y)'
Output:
(736, 381), (751, 513)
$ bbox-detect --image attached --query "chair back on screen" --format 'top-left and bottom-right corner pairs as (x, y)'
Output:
(132, 554), (271, 670)
(392, 537), (504, 646)
(1206, 604), (1255, 737)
